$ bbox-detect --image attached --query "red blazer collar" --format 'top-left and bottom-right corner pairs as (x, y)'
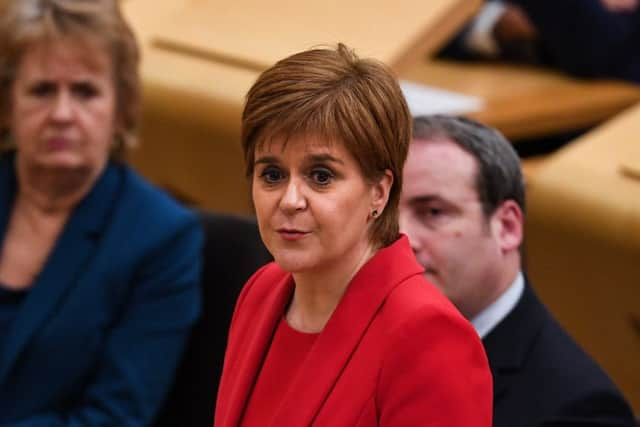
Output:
(217, 235), (423, 426)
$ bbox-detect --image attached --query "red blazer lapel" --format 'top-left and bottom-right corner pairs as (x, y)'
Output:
(215, 266), (294, 427)
(271, 236), (423, 426)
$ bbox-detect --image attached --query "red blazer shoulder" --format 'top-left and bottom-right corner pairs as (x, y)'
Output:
(215, 236), (492, 427)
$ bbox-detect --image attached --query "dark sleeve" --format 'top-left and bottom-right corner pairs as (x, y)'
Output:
(541, 390), (637, 427)
(4, 217), (203, 427)
(507, 0), (639, 78)
(153, 212), (272, 427)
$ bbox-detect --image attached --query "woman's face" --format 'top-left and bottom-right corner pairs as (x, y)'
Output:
(10, 38), (116, 174)
(252, 135), (390, 276)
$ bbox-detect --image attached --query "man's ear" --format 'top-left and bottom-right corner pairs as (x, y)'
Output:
(491, 200), (523, 253)
(370, 169), (394, 216)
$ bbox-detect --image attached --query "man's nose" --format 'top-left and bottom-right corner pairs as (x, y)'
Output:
(399, 212), (421, 253)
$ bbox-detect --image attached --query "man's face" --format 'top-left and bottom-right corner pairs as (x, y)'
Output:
(399, 138), (507, 319)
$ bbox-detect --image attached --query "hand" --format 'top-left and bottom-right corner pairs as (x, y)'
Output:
(494, 4), (538, 43)
(600, 0), (639, 12)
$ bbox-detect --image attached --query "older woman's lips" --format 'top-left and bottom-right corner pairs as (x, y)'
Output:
(277, 229), (310, 241)
(46, 138), (71, 150)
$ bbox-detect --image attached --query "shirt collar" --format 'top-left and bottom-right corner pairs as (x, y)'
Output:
(471, 271), (524, 339)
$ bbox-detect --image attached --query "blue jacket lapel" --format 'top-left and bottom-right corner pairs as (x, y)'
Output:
(0, 160), (123, 381)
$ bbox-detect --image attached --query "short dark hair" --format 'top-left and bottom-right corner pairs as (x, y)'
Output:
(242, 43), (411, 248)
(412, 115), (525, 217)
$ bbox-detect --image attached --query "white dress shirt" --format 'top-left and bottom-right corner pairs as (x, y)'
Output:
(471, 271), (525, 339)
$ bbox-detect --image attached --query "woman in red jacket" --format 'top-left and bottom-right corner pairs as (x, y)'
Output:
(215, 43), (492, 427)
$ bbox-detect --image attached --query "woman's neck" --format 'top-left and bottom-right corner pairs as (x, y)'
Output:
(15, 158), (104, 214)
(286, 243), (377, 333)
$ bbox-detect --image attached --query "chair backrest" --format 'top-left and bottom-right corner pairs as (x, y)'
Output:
(154, 211), (272, 427)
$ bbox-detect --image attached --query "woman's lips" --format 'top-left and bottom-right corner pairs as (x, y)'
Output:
(277, 229), (310, 241)
(46, 138), (71, 150)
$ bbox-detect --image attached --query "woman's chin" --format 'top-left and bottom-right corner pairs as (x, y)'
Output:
(273, 254), (316, 274)
(32, 152), (93, 172)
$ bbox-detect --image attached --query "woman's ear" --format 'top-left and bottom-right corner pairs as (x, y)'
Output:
(370, 169), (394, 215)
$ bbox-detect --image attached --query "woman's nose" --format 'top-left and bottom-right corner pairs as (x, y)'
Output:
(279, 178), (307, 213)
(50, 91), (74, 123)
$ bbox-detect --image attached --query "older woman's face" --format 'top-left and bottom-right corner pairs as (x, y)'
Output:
(252, 135), (385, 275)
(10, 39), (116, 173)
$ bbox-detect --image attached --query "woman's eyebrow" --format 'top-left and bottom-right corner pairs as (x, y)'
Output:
(254, 155), (280, 166)
(305, 153), (344, 165)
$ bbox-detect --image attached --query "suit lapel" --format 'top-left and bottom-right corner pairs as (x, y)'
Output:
(0, 162), (123, 381)
(270, 236), (422, 426)
(482, 282), (545, 402)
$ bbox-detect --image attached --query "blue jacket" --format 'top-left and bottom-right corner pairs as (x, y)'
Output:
(0, 153), (202, 426)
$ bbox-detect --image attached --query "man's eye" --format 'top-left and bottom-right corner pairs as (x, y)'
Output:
(310, 168), (334, 185)
(417, 207), (443, 220)
(260, 167), (284, 184)
(427, 208), (442, 217)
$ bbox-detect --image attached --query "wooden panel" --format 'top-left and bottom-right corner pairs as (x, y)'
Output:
(525, 103), (640, 413)
(121, 0), (481, 212)
(151, 0), (481, 73)
(402, 60), (640, 140)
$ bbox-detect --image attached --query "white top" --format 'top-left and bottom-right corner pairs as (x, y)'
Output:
(464, 1), (506, 57)
(471, 271), (525, 339)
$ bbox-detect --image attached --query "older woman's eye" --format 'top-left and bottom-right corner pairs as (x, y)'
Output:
(72, 82), (99, 99)
(259, 167), (284, 184)
(310, 168), (334, 186)
(28, 82), (56, 97)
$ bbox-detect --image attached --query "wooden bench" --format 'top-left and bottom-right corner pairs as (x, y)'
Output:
(401, 59), (640, 141)
(525, 103), (640, 413)
(121, 0), (480, 213)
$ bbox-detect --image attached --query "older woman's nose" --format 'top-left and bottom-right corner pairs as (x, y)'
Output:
(279, 179), (307, 213)
(50, 91), (74, 122)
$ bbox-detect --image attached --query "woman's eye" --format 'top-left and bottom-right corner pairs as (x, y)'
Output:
(72, 82), (99, 99)
(310, 168), (334, 185)
(28, 82), (55, 97)
(259, 167), (284, 184)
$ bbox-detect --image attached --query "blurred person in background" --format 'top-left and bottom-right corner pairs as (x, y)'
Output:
(399, 115), (636, 427)
(214, 45), (492, 427)
(0, 1), (202, 425)
(441, 0), (640, 83)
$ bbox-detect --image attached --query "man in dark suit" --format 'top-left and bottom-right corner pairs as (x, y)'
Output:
(399, 115), (637, 427)
(441, 0), (640, 83)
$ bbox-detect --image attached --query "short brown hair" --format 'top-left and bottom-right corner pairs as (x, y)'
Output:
(242, 43), (411, 248)
(0, 0), (140, 156)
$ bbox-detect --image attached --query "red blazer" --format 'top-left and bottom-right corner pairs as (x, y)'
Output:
(215, 236), (492, 427)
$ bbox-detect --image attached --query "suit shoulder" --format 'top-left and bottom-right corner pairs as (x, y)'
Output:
(103, 165), (202, 258)
(381, 274), (469, 329)
(535, 310), (621, 390)
(122, 166), (194, 217)
(238, 262), (288, 302)
(376, 274), (481, 358)
(491, 290), (633, 421)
